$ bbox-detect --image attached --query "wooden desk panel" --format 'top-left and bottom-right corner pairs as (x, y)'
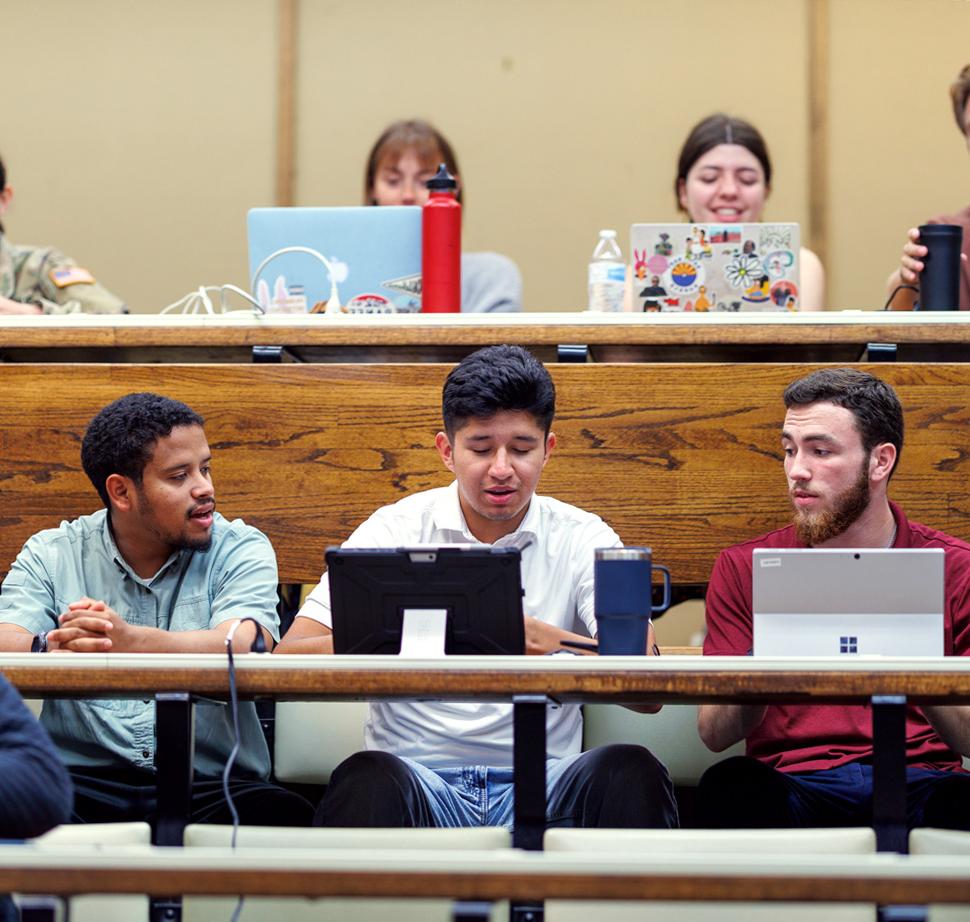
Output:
(2, 312), (970, 361)
(1, 846), (969, 902)
(1, 362), (969, 585)
(2, 654), (969, 704)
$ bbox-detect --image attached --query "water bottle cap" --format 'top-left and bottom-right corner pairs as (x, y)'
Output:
(599, 229), (617, 239)
(426, 163), (458, 191)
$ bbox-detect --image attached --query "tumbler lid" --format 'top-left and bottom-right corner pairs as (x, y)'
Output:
(918, 223), (963, 238)
(595, 547), (651, 561)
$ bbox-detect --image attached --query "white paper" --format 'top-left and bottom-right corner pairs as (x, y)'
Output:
(398, 608), (448, 657)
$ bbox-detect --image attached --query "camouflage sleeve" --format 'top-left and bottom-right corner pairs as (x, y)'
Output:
(29, 247), (127, 315)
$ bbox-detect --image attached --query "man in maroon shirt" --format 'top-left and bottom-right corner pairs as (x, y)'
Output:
(697, 368), (970, 829)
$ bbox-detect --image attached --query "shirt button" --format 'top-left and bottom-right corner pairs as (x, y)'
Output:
(142, 750), (151, 759)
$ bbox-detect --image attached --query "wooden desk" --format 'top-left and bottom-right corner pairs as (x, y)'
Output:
(1, 846), (970, 904)
(2, 653), (969, 704)
(2, 312), (970, 362)
(4, 654), (969, 852)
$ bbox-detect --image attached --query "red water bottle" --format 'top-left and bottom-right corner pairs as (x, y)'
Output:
(421, 163), (461, 312)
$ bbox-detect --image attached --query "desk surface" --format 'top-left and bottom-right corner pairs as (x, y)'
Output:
(2, 312), (969, 361)
(3, 653), (969, 703)
(1, 845), (969, 902)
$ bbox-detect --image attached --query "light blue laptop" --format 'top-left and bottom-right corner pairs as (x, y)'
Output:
(247, 206), (422, 313)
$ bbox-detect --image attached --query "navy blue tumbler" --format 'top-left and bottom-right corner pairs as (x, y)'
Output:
(918, 224), (963, 310)
(594, 548), (671, 655)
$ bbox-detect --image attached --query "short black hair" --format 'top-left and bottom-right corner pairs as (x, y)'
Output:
(81, 392), (205, 507)
(783, 369), (904, 476)
(442, 345), (555, 437)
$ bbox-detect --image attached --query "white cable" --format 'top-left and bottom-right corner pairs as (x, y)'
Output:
(160, 244), (345, 317)
(159, 292), (195, 315)
(219, 284), (264, 314)
(159, 284), (266, 317)
(225, 618), (247, 647)
(250, 245), (342, 314)
(197, 286), (214, 315)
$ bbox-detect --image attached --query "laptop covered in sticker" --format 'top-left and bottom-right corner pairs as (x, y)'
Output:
(247, 206), (422, 313)
(629, 222), (800, 312)
(752, 547), (944, 657)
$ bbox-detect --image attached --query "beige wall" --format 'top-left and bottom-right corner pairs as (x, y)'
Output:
(2, 0), (277, 312)
(1, 0), (967, 312)
(828, 0), (970, 309)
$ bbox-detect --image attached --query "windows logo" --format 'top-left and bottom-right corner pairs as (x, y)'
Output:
(839, 636), (859, 654)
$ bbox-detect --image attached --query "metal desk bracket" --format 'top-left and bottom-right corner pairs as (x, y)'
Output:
(877, 908), (929, 922)
(151, 692), (194, 922)
(557, 344), (589, 363)
(512, 695), (548, 921)
(864, 342), (898, 362)
(872, 695), (908, 853)
(452, 902), (495, 921)
(252, 345), (301, 363)
(154, 692), (194, 847)
(513, 695), (547, 851)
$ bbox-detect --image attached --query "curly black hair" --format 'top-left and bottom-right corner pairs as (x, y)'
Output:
(81, 392), (204, 507)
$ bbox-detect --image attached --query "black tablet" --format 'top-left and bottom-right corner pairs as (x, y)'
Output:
(327, 545), (525, 655)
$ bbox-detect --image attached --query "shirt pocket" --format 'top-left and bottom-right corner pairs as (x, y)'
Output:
(168, 593), (210, 632)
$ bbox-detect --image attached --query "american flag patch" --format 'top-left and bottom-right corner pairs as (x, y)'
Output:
(49, 266), (96, 288)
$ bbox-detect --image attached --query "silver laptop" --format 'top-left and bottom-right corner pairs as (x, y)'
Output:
(629, 222), (800, 312)
(752, 548), (944, 656)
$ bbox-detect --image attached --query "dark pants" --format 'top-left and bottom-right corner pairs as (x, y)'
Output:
(697, 755), (970, 830)
(69, 767), (314, 830)
(315, 744), (679, 830)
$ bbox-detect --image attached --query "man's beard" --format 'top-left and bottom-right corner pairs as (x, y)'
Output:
(136, 489), (214, 553)
(174, 533), (213, 553)
(791, 463), (870, 546)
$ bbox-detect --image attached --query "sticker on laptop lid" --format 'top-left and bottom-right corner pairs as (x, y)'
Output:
(760, 225), (795, 250)
(665, 259), (704, 295)
(759, 557), (782, 567)
(770, 280), (799, 310)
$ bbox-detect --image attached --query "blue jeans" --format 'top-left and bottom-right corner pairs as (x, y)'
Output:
(698, 756), (970, 829)
(315, 744), (679, 829)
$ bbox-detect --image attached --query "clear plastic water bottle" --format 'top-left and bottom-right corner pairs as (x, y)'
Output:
(587, 229), (625, 312)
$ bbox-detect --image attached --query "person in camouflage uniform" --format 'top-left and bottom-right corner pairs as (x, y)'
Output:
(0, 153), (126, 315)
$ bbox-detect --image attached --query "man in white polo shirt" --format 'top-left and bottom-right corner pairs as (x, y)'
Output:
(277, 344), (677, 829)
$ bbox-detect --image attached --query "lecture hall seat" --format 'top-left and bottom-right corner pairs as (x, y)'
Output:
(182, 824), (511, 922)
(543, 827), (877, 922)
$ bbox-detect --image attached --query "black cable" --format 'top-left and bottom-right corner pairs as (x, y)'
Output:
(222, 617), (267, 922)
(883, 283), (919, 310)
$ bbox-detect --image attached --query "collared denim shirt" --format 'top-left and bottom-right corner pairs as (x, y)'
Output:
(0, 510), (280, 779)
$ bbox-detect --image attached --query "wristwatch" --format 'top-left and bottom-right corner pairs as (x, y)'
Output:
(30, 631), (49, 653)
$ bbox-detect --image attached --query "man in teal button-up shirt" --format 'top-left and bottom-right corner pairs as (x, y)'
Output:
(0, 392), (312, 828)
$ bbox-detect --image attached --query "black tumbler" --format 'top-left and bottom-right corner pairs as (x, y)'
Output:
(918, 224), (963, 310)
